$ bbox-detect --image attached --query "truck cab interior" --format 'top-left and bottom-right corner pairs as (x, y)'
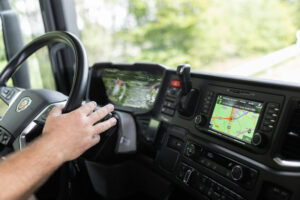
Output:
(0, 0), (300, 200)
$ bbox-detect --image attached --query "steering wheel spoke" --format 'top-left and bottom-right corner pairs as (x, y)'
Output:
(12, 101), (66, 151)
(0, 86), (22, 106)
(0, 31), (88, 152)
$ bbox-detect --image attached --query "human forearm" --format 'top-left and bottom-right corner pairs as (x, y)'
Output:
(0, 102), (116, 200)
(0, 135), (64, 200)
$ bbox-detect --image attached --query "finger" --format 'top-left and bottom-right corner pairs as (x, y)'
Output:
(88, 104), (114, 124)
(48, 106), (63, 117)
(76, 101), (97, 115)
(92, 117), (117, 135)
(86, 134), (101, 149)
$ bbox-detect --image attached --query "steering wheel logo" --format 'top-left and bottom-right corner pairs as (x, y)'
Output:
(16, 97), (32, 112)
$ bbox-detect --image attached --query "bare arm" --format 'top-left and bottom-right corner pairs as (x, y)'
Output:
(0, 102), (116, 200)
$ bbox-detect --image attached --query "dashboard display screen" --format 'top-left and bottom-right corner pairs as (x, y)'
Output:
(209, 95), (263, 143)
(101, 68), (162, 110)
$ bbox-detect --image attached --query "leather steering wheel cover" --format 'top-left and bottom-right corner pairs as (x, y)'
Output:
(0, 31), (88, 113)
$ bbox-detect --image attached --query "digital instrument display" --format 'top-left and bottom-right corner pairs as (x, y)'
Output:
(101, 68), (162, 110)
(0, 98), (8, 120)
(209, 95), (263, 143)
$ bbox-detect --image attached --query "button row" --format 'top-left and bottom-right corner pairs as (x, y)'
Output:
(162, 86), (180, 116)
(163, 100), (176, 109)
(162, 107), (175, 116)
(0, 127), (12, 145)
(261, 103), (280, 132)
(184, 142), (258, 190)
(201, 91), (214, 114)
(177, 163), (246, 200)
(0, 87), (16, 101)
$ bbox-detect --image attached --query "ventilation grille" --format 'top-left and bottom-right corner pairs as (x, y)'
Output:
(281, 103), (300, 160)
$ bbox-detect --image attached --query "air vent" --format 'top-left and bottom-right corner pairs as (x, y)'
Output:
(281, 102), (300, 160)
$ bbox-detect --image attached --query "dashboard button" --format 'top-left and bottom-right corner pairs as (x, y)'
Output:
(185, 143), (196, 157)
(212, 192), (221, 200)
(269, 103), (280, 109)
(220, 195), (227, 200)
(171, 80), (181, 88)
(183, 169), (193, 184)
(194, 115), (207, 126)
(162, 107), (175, 116)
(231, 165), (244, 181)
(207, 188), (214, 198)
(199, 175), (208, 184)
(265, 114), (273, 120)
(198, 183), (208, 193)
(252, 132), (263, 146)
(262, 125), (271, 132)
(168, 137), (184, 151)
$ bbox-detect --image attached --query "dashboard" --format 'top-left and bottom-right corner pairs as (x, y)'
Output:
(87, 62), (300, 200)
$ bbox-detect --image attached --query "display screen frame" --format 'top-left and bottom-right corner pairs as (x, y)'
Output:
(208, 95), (263, 144)
(90, 62), (167, 113)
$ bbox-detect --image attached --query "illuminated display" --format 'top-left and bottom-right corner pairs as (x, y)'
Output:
(101, 68), (162, 110)
(209, 95), (263, 143)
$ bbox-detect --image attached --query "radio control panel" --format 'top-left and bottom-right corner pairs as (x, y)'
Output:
(184, 141), (258, 190)
(194, 86), (284, 153)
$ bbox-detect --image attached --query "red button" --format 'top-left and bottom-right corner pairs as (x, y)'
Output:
(171, 80), (181, 88)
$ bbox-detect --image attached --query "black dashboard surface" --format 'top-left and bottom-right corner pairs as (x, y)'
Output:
(88, 62), (300, 200)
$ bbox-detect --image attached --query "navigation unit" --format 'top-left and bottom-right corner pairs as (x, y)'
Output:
(209, 95), (263, 144)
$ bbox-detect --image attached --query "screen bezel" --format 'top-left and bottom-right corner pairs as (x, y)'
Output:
(89, 62), (167, 114)
(208, 95), (263, 144)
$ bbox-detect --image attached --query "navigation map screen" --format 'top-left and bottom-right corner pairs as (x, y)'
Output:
(209, 95), (263, 143)
(101, 68), (162, 110)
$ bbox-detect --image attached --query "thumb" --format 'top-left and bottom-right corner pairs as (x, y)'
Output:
(49, 106), (63, 117)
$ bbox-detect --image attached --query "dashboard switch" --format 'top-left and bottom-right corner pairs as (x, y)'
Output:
(185, 143), (196, 157)
(252, 132), (264, 147)
(183, 169), (193, 184)
(231, 165), (244, 181)
(194, 115), (207, 126)
(171, 80), (181, 88)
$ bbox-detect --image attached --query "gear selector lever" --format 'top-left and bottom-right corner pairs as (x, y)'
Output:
(177, 64), (199, 117)
(177, 64), (192, 95)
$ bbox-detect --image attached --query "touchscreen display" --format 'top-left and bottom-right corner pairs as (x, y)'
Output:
(101, 68), (162, 110)
(209, 95), (263, 143)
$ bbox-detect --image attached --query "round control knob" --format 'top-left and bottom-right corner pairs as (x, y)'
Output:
(252, 132), (263, 147)
(186, 143), (196, 157)
(231, 165), (244, 181)
(194, 115), (206, 126)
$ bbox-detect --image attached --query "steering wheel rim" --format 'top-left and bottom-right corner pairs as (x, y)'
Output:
(0, 31), (88, 149)
(0, 31), (88, 113)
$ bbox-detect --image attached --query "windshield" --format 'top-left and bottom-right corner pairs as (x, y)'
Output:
(75, 0), (300, 83)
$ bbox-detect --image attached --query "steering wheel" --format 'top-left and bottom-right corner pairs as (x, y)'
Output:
(0, 31), (88, 150)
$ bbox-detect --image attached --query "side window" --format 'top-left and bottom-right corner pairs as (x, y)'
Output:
(10, 0), (56, 90)
(0, 19), (12, 86)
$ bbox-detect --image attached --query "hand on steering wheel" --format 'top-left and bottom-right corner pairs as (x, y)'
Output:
(0, 31), (114, 154)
